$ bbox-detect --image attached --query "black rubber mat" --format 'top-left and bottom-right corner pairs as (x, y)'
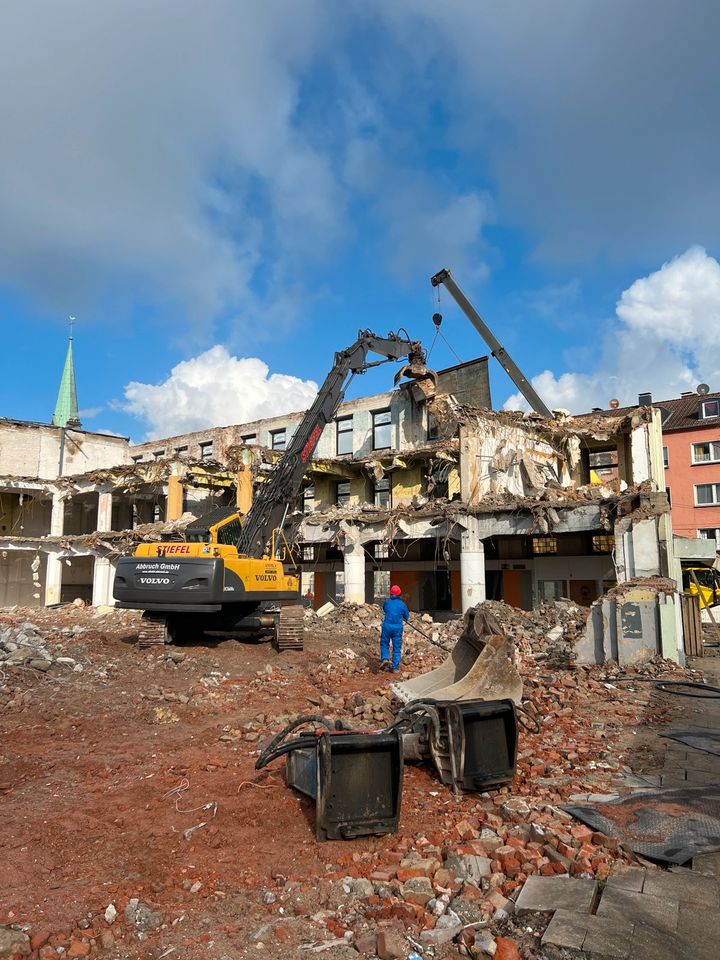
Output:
(661, 729), (720, 758)
(564, 783), (720, 864)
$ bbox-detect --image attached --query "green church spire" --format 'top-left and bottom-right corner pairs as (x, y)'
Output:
(52, 319), (81, 429)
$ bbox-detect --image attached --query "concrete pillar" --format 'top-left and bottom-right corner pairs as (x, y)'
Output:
(45, 493), (65, 605)
(166, 475), (184, 521)
(45, 551), (63, 606)
(92, 556), (115, 607)
(343, 539), (366, 604)
(97, 491), (113, 531)
(460, 517), (486, 613)
(236, 466), (253, 514)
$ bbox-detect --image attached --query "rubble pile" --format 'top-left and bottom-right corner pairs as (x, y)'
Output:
(0, 620), (87, 707)
(478, 600), (589, 666)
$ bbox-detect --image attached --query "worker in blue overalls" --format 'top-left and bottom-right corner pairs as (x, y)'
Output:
(380, 584), (410, 672)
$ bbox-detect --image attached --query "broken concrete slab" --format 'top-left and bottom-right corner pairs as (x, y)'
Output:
(606, 864), (646, 892)
(541, 909), (588, 949)
(582, 914), (634, 959)
(514, 875), (598, 914)
(642, 866), (720, 908)
(596, 885), (678, 932)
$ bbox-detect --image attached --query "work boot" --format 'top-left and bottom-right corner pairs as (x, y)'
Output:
(380, 660), (391, 671)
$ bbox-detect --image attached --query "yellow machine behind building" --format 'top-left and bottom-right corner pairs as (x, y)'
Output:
(682, 563), (720, 610)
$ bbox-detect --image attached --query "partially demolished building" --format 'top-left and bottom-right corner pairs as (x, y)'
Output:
(0, 353), (680, 656)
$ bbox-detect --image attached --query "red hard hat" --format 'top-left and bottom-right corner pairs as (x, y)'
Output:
(390, 585), (402, 596)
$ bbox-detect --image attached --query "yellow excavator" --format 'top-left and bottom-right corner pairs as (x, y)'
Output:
(682, 563), (720, 610)
(113, 331), (436, 648)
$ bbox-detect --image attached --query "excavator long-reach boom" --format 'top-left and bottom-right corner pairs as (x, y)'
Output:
(431, 268), (552, 418)
(238, 331), (435, 558)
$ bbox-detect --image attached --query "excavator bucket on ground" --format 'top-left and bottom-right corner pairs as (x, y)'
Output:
(391, 607), (523, 706)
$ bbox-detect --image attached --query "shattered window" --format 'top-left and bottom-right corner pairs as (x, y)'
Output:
(271, 429), (286, 451)
(374, 477), (391, 508)
(336, 481), (351, 506)
(336, 417), (353, 455)
(592, 535), (615, 553)
(174, 446), (188, 458)
(692, 441), (720, 463)
(199, 441), (213, 459)
(532, 537), (557, 554)
(696, 483), (720, 505)
(701, 400), (720, 419)
(372, 409), (392, 450)
(303, 486), (315, 514)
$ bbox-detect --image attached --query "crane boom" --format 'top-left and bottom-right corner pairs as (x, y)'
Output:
(430, 268), (553, 418)
(237, 331), (435, 558)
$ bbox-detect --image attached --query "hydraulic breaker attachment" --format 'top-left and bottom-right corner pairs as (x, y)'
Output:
(256, 718), (403, 841)
(398, 698), (517, 792)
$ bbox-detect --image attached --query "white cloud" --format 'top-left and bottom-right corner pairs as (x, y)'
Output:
(0, 2), (340, 322)
(122, 347), (318, 439)
(504, 247), (720, 412)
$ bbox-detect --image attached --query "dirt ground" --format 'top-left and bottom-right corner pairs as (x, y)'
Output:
(0, 604), (689, 960)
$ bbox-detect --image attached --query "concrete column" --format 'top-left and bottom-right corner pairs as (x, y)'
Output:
(460, 517), (486, 613)
(236, 466), (253, 515)
(92, 556), (114, 607)
(166, 475), (184, 521)
(45, 493), (65, 605)
(45, 551), (63, 606)
(97, 491), (113, 531)
(343, 539), (366, 604)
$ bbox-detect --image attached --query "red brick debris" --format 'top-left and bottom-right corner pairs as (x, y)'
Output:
(0, 600), (698, 959)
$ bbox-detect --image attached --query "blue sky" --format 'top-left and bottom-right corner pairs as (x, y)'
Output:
(1, 1), (719, 441)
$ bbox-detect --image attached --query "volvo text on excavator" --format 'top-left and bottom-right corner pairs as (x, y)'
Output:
(113, 332), (437, 649)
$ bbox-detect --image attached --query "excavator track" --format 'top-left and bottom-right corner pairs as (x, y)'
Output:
(274, 604), (304, 652)
(138, 613), (171, 647)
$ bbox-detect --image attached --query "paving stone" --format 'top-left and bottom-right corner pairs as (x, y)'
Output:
(606, 865), (646, 892)
(686, 768), (720, 784)
(643, 867), (720, 908)
(541, 910), (588, 950)
(692, 851), (720, 877)
(581, 915), (634, 958)
(596, 886), (678, 932)
(630, 922), (686, 960)
(514, 876), (597, 914)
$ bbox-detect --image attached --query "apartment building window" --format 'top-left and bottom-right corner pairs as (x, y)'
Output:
(701, 399), (720, 419)
(302, 545), (315, 561)
(592, 534), (615, 553)
(131, 455), (143, 463)
(336, 481), (351, 507)
(427, 412), (439, 441)
(174, 445), (188, 457)
(271, 428), (286, 451)
(692, 440), (720, 463)
(199, 441), (213, 460)
(153, 450), (164, 460)
(696, 482), (720, 506)
(666, 487), (671, 506)
(241, 433), (257, 445)
(372, 409), (392, 450)
(336, 416), (353, 455)
(698, 527), (720, 546)
(374, 542), (389, 559)
(303, 486), (315, 514)
(663, 446), (669, 468)
(374, 477), (391, 508)
(532, 537), (557, 554)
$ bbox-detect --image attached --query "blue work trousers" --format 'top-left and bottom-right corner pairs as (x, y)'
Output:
(380, 622), (403, 670)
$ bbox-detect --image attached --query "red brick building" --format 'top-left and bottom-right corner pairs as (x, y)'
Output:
(595, 390), (720, 546)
